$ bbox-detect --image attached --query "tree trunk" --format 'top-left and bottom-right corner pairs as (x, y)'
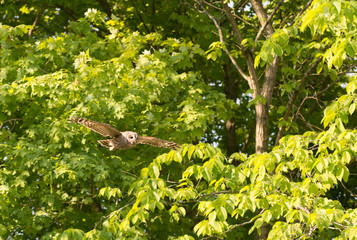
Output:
(226, 118), (237, 155)
(255, 102), (269, 153)
(224, 63), (238, 155)
(254, 51), (280, 240)
(249, 2), (280, 239)
(197, 0), (282, 238)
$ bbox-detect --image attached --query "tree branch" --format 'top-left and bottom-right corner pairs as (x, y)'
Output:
(331, 221), (348, 230)
(254, 0), (284, 43)
(0, 118), (23, 130)
(231, 1), (259, 30)
(291, 0), (314, 25)
(275, 58), (321, 145)
(121, 170), (139, 178)
(314, 71), (347, 98)
(198, 190), (238, 198)
(94, 197), (135, 229)
(340, 178), (357, 197)
(225, 209), (264, 234)
(132, 1), (150, 33)
(294, 69), (349, 132)
(195, 0), (251, 82)
(225, 219), (255, 233)
(28, 4), (48, 38)
(249, 0), (274, 36)
(221, 2), (260, 93)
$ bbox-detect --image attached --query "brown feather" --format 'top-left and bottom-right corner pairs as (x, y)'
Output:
(68, 117), (122, 138)
(137, 136), (180, 150)
(69, 117), (180, 151)
(97, 139), (115, 151)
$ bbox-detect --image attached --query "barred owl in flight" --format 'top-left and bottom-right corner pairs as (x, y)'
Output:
(68, 117), (180, 151)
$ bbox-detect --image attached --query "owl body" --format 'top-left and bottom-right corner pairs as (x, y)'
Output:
(68, 117), (180, 150)
(98, 132), (138, 151)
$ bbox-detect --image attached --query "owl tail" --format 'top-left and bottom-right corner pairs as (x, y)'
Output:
(98, 139), (115, 151)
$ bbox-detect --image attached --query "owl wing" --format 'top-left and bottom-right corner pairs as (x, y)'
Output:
(137, 136), (180, 150)
(68, 117), (122, 138)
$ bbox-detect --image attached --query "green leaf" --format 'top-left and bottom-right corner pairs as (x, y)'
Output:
(254, 55), (261, 68)
(216, 206), (227, 222)
(336, 118), (345, 132)
(273, 43), (283, 57)
(309, 184), (320, 196)
(262, 210), (272, 223)
(188, 145), (196, 160)
(151, 164), (160, 179)
(201, 166), (213, 181)
(346, 81), (356, 94)
(349, 102), (356, 115)
(0, 224), (7, 235)
(194, 220), (210, 237)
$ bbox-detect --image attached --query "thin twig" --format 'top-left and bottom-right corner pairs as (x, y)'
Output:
(275, 58), (321, 145)
(331, 221), (348, 230)
(291, 0), (314, 25)
(222, 2), (260, 93)
(232, 12), (259, 30)
(296, 112), (324, 132)
(315, 72), (347, 98)
(121, 170), (139, 178)
(195, 0), (250, 81)
(201, 0), (224, 11)
(308, 225), (318, 237)
(340, 180), (357, 197)
(0, 118), (23, 129)
(198, 190), (239, 198)
(225, 219), (254, 233)
(94, 197), (135, 229)
(231, 0), (258, 30)
(307, 69), (349, 116)
(295, 96), (322, 121)
(132, 1), (150, 33)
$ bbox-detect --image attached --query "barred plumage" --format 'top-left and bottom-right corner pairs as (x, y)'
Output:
(68, 117), (180, 151)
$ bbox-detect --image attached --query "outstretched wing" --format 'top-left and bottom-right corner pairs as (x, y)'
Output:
(68, 117), (122, 138)
(137, 136), (180, 150)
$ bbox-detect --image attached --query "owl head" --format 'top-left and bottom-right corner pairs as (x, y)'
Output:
(122, 131), (138, 145)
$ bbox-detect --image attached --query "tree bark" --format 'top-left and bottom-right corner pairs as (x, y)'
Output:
(255, 102), (268, 153)
(223, 1), (279, 155)
(226, 118), (237, 155)
(256, 57), (280, 153)
(249, 1), (280, 239)
(249, 0), (280, 155)
(223, 63), (238, 155)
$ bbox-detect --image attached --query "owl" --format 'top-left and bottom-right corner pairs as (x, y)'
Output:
(68, 117), (180, 151)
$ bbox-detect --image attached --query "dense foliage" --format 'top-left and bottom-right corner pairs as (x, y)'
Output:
(1, 0), (357, 239)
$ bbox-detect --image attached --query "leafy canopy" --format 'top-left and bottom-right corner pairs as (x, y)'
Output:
(1, 0), (357, 239)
